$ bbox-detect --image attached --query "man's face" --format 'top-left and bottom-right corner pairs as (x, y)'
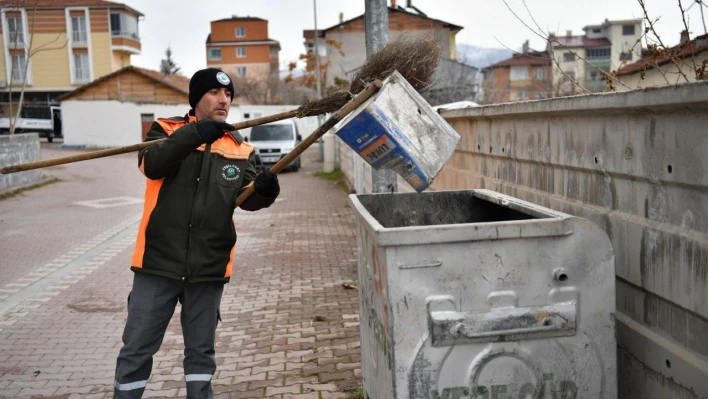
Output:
(195, 87), (232, 122)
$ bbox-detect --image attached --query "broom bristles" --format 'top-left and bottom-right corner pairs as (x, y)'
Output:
(296, 32), (441, 118)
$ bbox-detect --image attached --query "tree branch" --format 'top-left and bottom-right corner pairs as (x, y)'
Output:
(501, 0), (589, 94)
(638, 0), (690, 82)
(678, 0), (699, 73)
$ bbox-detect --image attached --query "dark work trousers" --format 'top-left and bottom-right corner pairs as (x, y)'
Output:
(114, 272), (224, 399)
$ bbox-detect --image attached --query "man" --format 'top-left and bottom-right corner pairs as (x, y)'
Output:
(114, 68), (279, 398)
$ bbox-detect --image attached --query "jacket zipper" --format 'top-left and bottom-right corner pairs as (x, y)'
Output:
(186, 143), (213, 280)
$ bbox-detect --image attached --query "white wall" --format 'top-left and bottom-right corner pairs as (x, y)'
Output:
(552, 47), (586, 94)
(616, 52), (708, 91)
(609, 21), (643, 70)
(62, 100), (326, 148)
(62, 100), (189, 148)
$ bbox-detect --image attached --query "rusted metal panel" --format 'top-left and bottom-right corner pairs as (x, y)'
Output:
(436, 81), (708, 398)
(350, 189), (617, 398)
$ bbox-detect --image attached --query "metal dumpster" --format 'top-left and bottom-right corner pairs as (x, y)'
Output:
(349, 189), (617, 399)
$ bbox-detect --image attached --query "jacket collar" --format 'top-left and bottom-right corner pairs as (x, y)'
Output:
(186, 111), (244, 144)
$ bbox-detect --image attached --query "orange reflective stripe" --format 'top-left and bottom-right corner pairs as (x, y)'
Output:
(225, 221), (236, 279)
(131, 179), (164, 268)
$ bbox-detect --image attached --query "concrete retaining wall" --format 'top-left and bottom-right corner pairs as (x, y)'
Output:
(0, 133), (41, 191)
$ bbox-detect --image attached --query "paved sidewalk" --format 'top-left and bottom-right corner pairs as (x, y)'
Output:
(0, 146), (363, 398)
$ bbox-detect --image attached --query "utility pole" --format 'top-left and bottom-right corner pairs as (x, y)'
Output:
(365, 0), (397, 193)
(313, 0), (325, 161)
(313, 0), (322, 105)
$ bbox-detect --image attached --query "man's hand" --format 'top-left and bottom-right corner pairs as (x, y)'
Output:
(254, 168), (280, 197)
(195, 120), (234, 144)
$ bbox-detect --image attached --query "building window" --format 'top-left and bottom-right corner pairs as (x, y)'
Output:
(519, 91), (529, 100)
(10, 54), (27, 82)
(563, 52), (576, 62)
(622, 25), (635, 35)
(535, 68), (546, 80)
(235, 27), (246, 38)
(237, 67), (247, 77)
(593, 28), (601, 33)
(270, 47), (278, 59)
(587, 68), (607, 81)
(510, 66), (530, 81)
(110, 12), (139, 40)
(71, 16), (88, 43)
(7, 16), (24, 45)
(565, 71), (576, 80)
(208, 48), (221, 60)
(586, 47), (611, 60)
(74, 53), (90, 81)
(236, 47), (246, 58)
(620, 51), (633, 62)
(305, 42), (314, 53)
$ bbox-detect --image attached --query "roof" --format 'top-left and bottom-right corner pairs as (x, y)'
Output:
(314, 6), (463, 36)
(485, 52), (550, 69)
(59, 66), (190, 101)
(18, 0), (143, 16)
(583, 19), (642, 30)
(212, 16), (266, 23)
(552, 35), (611, 48)
(616, 34), (708, 76)
(205, 33), (280, 45)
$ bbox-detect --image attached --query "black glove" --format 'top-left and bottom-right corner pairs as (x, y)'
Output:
(195, 120), (234, 144)
(254, 168), (280, 197)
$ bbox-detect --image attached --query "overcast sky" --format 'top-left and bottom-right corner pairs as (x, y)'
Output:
(119, 0), (707, 78)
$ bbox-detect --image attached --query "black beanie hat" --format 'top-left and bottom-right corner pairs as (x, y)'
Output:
(188, 68), (235, 109)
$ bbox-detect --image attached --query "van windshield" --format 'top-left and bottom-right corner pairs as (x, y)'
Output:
(250, 125), (293, 141)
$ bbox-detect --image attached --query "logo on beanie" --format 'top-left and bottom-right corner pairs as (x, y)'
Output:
(221, 164), (241, 181)
(216, 72), (231, 85)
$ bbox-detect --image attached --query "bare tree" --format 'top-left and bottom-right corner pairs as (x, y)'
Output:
(159, 46), (181, 75)
(5, 0), (68, 135)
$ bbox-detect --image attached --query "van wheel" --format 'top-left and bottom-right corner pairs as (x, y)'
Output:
(47, 136), (53, 143)
(292, 159), (300, 172)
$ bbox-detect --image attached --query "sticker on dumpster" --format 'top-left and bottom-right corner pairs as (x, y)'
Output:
(361, 136), (396, 163)
(335, 106), (434, 192)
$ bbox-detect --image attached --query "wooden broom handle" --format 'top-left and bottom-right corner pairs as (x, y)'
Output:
(235, 80), (383, 207)
(0, 109), (300, 175)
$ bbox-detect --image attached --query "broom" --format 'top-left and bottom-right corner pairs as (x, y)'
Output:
(1, 33), (441, 175)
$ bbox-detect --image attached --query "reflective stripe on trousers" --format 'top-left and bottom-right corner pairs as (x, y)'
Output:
(114, 380), (148, 391)
(185, 374), (213, 382)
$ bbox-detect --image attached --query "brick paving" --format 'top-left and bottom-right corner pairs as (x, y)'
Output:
(0, 145), (363, 398)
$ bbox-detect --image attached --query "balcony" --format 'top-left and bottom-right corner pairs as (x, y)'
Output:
(111, 30), (139, 41)
(111, 31), (141, 54)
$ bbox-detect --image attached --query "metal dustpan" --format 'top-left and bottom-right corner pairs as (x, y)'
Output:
(333, 70), (460, 192)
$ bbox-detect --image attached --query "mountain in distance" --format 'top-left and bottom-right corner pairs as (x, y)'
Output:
(456, 43), (514, 70)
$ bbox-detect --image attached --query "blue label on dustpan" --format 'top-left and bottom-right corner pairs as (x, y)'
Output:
(335, 106), (431, 192)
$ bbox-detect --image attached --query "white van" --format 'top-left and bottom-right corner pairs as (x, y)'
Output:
(245, 118), (302, 172)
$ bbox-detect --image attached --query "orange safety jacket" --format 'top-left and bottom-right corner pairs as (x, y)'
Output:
(130, 113), (275, 283)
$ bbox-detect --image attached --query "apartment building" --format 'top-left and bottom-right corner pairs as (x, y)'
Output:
(303, 1), (463, 87)
(481, 41), (552, 104)
(205, 16), (280, 104)
(548, 18), (643, 93)
(303, 1), (476, 105)
(0, 0), (142, 107)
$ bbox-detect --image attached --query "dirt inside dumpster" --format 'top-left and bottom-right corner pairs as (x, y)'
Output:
(357, 191), (543, 228)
